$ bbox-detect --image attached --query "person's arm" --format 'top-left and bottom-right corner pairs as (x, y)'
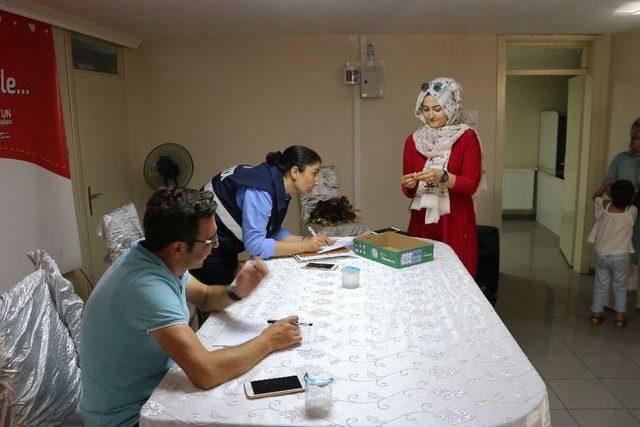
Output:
(186, 258), (269, 311)
(239, 188), (331, 257)
(401, 135), (421, 197)
(151, 316), (301, 389)
(592, 179), (616, 201)
(273, 234), (328, 256)
(603, 154), (620, 184)
(446, 130), (481, 195)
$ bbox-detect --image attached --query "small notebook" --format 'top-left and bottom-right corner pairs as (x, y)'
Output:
(293, 247), (353, 262)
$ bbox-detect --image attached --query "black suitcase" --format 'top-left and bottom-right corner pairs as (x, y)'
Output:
(475, 225), (500, 306)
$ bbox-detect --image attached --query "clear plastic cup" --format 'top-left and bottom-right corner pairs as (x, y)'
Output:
(341, 266), (360, 289)
(304, 372), (333, 417)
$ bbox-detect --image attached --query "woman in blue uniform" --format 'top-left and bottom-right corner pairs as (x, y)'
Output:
(190, 145), (332, 288)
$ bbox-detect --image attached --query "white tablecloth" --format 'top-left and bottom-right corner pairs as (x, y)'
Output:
(141, 242), (550, 427)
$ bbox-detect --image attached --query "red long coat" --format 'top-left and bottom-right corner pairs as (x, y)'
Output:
(402, 129), (482, 277)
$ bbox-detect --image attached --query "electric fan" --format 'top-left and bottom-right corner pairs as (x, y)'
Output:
(143, 143), (194, 190)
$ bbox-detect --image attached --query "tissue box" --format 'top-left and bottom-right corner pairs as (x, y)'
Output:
(353, 231), (434, 269)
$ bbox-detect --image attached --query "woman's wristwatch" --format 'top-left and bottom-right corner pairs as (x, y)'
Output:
(439, 170), (449, 183)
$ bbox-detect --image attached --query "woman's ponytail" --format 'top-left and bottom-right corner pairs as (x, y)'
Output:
(266, 151), (283, 167)
(266, 145), (321, 174)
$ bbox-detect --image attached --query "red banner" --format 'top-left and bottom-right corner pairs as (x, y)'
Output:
(0, 10), (69, 178)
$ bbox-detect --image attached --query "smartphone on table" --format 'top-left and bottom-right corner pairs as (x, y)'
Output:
(244, 374), (305, 399)
(303, 262), (338, 271)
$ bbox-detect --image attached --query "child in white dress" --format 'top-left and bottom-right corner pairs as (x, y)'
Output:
(588, 179), (637, 327)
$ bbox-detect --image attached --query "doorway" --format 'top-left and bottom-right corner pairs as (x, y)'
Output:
(62, 33), (135, 283)
(495, 35), (610, 274)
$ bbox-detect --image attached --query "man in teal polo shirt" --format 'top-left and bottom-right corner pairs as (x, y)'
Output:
(79, 187), (301, 426)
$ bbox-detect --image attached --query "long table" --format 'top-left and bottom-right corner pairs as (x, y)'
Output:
(140, 241), (549, 426)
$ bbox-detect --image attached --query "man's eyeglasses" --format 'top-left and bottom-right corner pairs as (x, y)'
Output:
(193, 235), (219, 247)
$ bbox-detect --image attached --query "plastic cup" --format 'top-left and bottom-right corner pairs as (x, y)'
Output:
(341, 266), (360, 289)
(304, 372), (333, 417)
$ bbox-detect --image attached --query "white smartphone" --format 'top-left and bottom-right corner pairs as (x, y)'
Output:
(244, 374), (305, 399)
(303, 262), (338, 271)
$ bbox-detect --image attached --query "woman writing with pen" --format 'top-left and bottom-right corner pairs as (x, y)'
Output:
(190, 145), (333, 288)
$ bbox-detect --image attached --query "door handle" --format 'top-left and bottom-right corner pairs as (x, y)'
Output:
(88, 186), (102, 216)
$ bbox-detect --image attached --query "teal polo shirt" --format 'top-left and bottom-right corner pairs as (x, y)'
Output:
(79, 240), (189, 427)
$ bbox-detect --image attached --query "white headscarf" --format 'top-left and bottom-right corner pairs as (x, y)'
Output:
(410, 77), (472, 224)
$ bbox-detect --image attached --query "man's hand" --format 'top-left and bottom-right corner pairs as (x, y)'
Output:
(260, 315), (302, 351)
(233, 258), (269, 298)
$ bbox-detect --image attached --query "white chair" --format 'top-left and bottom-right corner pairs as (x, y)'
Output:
(98, 202), (144, 264)
(0, 251), (84, 426)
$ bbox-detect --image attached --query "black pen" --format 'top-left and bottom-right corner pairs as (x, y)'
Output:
(267, 319), (313, 326)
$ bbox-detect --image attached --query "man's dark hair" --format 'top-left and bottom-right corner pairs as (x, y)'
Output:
(611, 179), (635, 209)
(265, 145), (321, 174)
(142, 187), (216, 252)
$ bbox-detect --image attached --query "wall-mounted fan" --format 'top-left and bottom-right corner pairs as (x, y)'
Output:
(143, 143), (194, 190)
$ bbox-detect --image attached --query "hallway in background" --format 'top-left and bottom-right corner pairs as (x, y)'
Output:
(498, 220), (640, 427)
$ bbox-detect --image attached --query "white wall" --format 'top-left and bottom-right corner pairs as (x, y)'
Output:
(505, 76), (569, 169)
(607, 27), (640, 165)
(124, 35), (499, 234)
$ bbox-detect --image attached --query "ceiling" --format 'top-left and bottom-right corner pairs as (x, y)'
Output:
(11, 0), (640, 42)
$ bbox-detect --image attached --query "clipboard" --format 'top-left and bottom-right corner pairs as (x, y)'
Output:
(293, 247), (352, 262)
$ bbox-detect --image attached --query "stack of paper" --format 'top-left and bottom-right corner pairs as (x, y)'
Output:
(293, 237), (355, 262)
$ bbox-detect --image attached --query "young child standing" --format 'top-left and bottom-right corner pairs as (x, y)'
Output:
(587, 179), (637, 327)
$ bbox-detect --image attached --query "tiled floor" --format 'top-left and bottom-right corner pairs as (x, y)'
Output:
(498, 220), (640, 427)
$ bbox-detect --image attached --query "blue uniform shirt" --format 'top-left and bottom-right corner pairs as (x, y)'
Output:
(236, 186), (291, 258)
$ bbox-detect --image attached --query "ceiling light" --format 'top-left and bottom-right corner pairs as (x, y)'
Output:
(614, 2), (640, 14)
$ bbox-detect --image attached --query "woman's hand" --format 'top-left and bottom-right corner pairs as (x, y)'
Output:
(301, 235), (331, 252)
(315, 233), (333, 246)
(402, 169), (444, 187)
(401, 172), (419, 189)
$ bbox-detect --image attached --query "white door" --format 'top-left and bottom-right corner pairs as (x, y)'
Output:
(559, 76), (585, 265)
(70, 49), (133, 283)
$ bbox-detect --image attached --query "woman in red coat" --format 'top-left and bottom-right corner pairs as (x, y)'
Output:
(401, 78), (483, 276)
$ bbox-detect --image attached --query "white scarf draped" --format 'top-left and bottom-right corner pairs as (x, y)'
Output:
(411, 124), (471, 224)
(410, 77), (469, 224)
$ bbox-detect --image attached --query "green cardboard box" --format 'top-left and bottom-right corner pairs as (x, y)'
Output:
(353, 231), (434, 268)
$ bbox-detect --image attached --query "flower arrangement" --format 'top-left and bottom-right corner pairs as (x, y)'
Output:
(308, 196), (357, 226)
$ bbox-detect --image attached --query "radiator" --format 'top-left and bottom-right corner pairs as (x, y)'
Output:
(502, 168), (535, 210)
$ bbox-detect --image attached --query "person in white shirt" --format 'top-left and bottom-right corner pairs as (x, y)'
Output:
(588, 179), (637, 327)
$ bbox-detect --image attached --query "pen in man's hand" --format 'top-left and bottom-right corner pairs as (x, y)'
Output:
(267, 319), (313, 326)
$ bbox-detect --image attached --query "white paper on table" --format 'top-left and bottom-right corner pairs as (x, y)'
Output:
(318, 237), (354, 253)
(211, 319), (318, 347)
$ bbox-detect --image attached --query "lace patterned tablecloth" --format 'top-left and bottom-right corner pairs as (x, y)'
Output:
(140, 242), (550, 427)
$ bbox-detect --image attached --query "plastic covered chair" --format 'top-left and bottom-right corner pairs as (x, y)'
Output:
(0, 251), (84, 426)
(300, 166), (340, 222)
(97, 202), (144, 263)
